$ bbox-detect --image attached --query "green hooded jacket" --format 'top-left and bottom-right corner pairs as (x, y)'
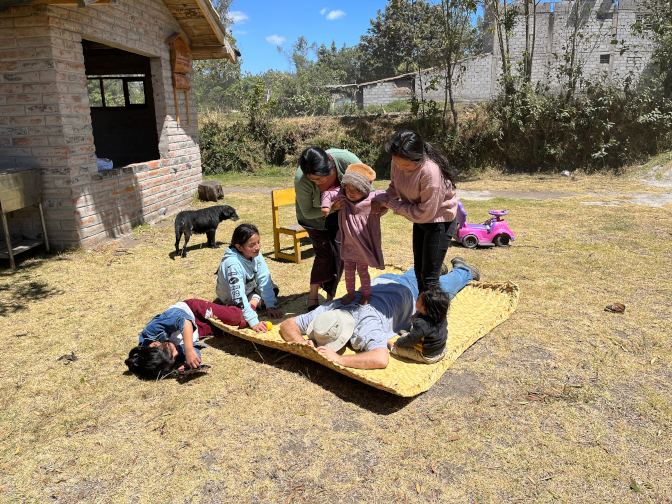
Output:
(294, 148), (362, 230)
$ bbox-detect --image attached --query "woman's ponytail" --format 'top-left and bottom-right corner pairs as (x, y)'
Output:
(423, 141), (455, 188)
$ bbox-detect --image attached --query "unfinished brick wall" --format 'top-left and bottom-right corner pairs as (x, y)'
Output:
(0, 0), (201, 249)
(362, 77), (413, 108)
(483, 0), (653, 90)
(417, 54), (496, 104)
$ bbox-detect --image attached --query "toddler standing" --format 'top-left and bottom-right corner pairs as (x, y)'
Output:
(321, 163), (386, 305)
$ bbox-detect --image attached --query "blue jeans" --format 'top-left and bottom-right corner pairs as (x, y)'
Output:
(377, 266), (473, 302)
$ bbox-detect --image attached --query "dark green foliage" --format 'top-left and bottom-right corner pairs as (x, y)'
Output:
(200, 79), (293, 174)
(199, 120), (266, 174)
(484, 82), (671, 170)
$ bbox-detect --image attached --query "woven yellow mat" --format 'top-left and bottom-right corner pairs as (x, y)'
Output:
(210, 266), (519, 397)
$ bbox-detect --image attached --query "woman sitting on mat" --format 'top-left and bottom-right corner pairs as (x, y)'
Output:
(387, 283), (450, 364)
(125, 299), (244, 378)
(215, 223), (283, 333)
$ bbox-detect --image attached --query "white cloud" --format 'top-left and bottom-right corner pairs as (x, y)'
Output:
(230, 11), (249, 24)
(326, 9), (346, 20)
(233, 30), (247, 35)
(266, 34), (286, 45)
(320, 7), (328, 15)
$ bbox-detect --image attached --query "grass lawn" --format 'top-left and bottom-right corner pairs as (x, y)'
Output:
(1, 169), (671, 503)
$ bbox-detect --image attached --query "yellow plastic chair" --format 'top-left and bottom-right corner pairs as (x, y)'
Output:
(272, 188), (309, 263)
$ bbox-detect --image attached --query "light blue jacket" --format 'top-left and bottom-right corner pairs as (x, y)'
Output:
(216, 247), (276, 327)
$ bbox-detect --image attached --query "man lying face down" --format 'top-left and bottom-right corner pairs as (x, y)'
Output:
(279, 259), (480, 370)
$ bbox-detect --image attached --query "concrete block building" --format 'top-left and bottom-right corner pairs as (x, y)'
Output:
(361, 72), (415, 108)
(358, 0), (652, 109)
(0, 0), (236, 249)
(483, 0), (653, 89)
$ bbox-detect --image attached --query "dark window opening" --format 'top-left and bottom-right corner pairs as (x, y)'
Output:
(83, 40), (159, 168)
(600, 54), (610, 64)
(635, 13), (652, 30)
(596, 12), (613, 21)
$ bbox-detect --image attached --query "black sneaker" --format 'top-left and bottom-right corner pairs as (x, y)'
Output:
(451, 256), (480, 281)
(440, 262), (449, 276)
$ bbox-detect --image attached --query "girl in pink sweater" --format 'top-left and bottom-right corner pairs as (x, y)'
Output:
(321, 163), (387, 305)
(372, 130), (458, 293)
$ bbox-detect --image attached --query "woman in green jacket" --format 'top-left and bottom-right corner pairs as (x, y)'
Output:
(295, 146), (361, 311)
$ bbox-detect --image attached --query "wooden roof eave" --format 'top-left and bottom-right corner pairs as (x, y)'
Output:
(161, 0), (237, 62)
(191, 38), (236, 62)
(0, 0), (238, 61)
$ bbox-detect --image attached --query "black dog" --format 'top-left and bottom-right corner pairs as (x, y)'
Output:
(174, 205), (239, 258)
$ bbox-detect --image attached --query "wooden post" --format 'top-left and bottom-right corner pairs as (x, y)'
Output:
(1, 212), (15, 270)
(185, 91), (190, 125)
(174, 88), (180, 125)
(38, 202), (50, 252)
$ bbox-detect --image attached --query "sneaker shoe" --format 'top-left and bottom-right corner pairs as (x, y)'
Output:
(440, 262), (449, 276)
(451, 256), (480, 281)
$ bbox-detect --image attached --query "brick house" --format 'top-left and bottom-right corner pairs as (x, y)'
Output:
(0, 0), (237, 249)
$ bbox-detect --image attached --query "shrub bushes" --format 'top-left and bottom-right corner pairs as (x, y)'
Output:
(199, 80), (672, 176)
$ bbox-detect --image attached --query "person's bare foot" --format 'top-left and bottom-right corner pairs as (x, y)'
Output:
(341, 293), (355, 305)
(359, 294), (371, 305)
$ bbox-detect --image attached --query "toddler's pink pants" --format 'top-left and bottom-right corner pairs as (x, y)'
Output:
(344, 261), (371, 296)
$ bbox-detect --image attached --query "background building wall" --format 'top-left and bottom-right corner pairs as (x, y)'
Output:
(362, 77), (413, 107)
(360, 0), (653, 109)
(416, 54), (495, 104)
(485, 0), (652, 89)
(0, 0), (202, 249)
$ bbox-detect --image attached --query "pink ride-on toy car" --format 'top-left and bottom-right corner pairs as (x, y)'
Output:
(454, 200), (515, 249)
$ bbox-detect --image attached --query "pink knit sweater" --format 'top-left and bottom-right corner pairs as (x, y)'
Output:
(322, 187), (386, 269)
(374, 158), (457, 223)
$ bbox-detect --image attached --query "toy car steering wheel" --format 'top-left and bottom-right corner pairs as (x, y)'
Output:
(488, 210), (508, 217)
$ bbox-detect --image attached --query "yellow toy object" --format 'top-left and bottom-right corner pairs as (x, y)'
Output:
(266, 321), (273, 330)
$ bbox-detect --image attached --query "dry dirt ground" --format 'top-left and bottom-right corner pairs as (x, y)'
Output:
(0, 168), (671, 504)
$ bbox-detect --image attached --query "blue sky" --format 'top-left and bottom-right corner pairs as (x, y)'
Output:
(227, 0), (386, 75)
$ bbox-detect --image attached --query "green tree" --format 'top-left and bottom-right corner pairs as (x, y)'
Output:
(193, 0), (243, 111)
(315, 41), (361, 84)
(434, 0), (479, 134)
(357, 0), (443, 83)
(634, 0), (672, 96)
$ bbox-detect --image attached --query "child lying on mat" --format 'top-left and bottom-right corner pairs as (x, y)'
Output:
(387, 284), (450, 364)
(125, 299), (243, 378)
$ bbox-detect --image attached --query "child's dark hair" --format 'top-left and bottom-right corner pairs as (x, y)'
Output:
(230, 223), (259, 248)
(299, 146), (333, 177)
(419, 284), (450, 325)
(385, 130), (454, 188)
(125, 345), (174, 378)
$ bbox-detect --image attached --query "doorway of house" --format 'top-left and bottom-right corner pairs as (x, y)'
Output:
(83, 40), (160, 168)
